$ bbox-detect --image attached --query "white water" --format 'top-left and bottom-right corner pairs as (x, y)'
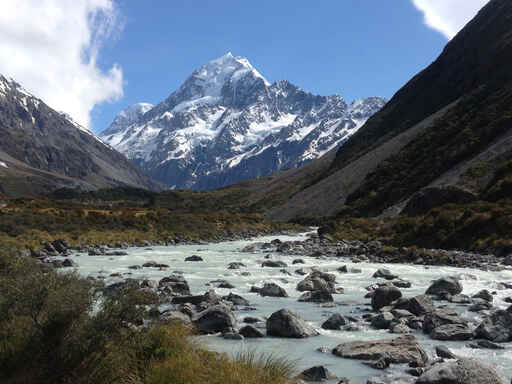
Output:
(64, 231), (512, 383)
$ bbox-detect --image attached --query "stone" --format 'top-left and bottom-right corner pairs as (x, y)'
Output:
(227, 262), (246, 269)
(61, 258), (76, 267)
(474, 310), (512, 342)
(142, 261), (169, 268)
(259, 282), (288, 297)
(332, 335), (428, 366)
(430, 324), (473, 341)
(371, 312), (394, 329)
(192, 305), (236, 334)
(266, 309), (319, 338)
(473, 290), (494, 302)
(293, 258), (306, 264)
(423, 309), (467, 334)
(371, 286), (402, 311)
(158, 275), (191, 296)
(435, 345), (457, 359)
(426, 276), (463, 296)
(416, 358), (507, 384)
(261, 260), (287, 268)
(300, 366), (334, 382)
(363, 356), (391, 370)
(393, 279), (412, 288)
(238, 325), (264, 338)
(373, 268), (398, 280)
(223, 293), (250, 306)
(321, 313), (348, 330)
(467, 340), (505, 350)
(298, 290), (334, 303)
(185, 255), (203, 262)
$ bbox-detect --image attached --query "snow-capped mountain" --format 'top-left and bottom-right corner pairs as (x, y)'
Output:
(100, 53), (386, 189)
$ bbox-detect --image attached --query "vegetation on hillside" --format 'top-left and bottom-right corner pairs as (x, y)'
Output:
(320, 199), (512, 255)
(0, 188), (299, 250)
(0, 247), (295, 384)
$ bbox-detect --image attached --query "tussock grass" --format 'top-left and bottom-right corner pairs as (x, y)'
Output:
(0, 246), (294, 384)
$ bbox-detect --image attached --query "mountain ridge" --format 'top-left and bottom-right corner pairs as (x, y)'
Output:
(101, 53), (385, 190)
(0, 75), (163, 197)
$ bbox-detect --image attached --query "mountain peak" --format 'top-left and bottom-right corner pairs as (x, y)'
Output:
(187, 53), (270, 97)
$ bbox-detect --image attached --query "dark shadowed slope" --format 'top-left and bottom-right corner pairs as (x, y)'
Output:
(238, 0), (512, 221)
(0, 75), (162, 197)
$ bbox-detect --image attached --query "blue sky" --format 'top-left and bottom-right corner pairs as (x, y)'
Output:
(92, 1), (448, 133)
(0, 1), (489, 132)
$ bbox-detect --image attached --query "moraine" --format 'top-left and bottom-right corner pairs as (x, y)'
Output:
(56, 230), (512, 383)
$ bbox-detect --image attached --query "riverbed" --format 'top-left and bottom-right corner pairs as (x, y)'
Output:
(62, 230), (512, 383)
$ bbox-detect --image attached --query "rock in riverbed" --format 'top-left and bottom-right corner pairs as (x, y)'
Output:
(416, 358), (507, 384)
(332, 335), (428, 366)
(266, 309), (319, 338)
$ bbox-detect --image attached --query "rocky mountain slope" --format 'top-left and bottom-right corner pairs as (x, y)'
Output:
(100, 53), (385, 189)
(230, 0), (512, 222)
(0, 76), (162, 197)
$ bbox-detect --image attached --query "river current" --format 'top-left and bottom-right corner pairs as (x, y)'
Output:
(66, 230), (512, 383)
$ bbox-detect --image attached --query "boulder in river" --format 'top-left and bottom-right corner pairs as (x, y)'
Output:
(426, 276), (463, 296)
(423, 308), (468, 334)
(430, 324), (474, 341)
(299, 365), (335, 382)
(185, 255), (203, 262)
(223, 293), (250, 306)
(371, 286), (402, 311)
(298, 290), (333, 303)
(435, 345), (457, 359)
(227, 262), (246, 269)
(261, 260), (287, 268)
(238, 325), (264, 338)
(373, 268), (398, 280)
(266, 309), (319, 338)
(405, 295), (435, 316)
(474, 310), (512, 342)
(158, 275), (191, 296)
(416, 358), (507, 384)
(332, 335), (428, 366)
(192, 304), (236, 334)
(321, 313), (348, 330)
(259, 282), (288, 298)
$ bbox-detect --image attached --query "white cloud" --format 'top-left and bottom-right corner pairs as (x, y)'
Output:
(0, 0), (124, 128)
(411, 0), (490, 39)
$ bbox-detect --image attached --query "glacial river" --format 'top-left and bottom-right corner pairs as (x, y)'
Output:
(66, 231), (512, 383)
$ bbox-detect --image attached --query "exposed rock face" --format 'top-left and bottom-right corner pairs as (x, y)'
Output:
(426, 277), (463, 296)
(332, 335), (428, 366)
(266, 309), (319, 338)
(0, 75), (161, 197)
(101, 53), (385, 190)
(416, 358), (507, 384)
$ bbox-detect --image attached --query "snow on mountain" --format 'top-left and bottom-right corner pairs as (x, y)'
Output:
(100, 53), (386, 190)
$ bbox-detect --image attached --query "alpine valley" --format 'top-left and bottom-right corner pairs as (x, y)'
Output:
(100, 53), (386, 189)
